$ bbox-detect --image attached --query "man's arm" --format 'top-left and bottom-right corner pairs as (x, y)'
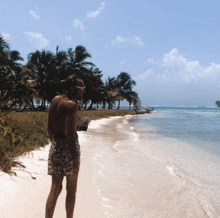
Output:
(48, 97), (59, 141)
(47, 109), (53, 141)
(65, 102), (78, 160)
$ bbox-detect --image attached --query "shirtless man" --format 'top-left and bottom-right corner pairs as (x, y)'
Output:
(45, 75), (85, 218)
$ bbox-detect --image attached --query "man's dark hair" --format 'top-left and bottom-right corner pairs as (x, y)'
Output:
(62, 74), (81, 96)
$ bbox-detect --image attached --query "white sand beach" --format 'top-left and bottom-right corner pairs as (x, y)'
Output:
(0, 126), (104, 218)
(0, 134), (105, 218)
(0, 116), (209, 218)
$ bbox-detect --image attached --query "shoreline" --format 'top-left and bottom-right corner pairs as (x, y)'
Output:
(0, 114), (209, 218)
(0, 109), (143, 174)
(0, 116), (126, 218)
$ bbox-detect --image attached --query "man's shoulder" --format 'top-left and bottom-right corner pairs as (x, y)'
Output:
(51, 95), (63, 104)
(51, 95), (77, 110)
(60, 99), (78, 110)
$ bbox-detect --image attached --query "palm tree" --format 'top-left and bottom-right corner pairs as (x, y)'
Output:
(83, 68), (104, 109)
(105, 77), (117, 109)
(0, 35), (10, 65)
(0, 35), (25, 110)
(0, 36), (11, 109)
(53, 46), (69, 94)
(96, 85), (108, 109)
(5, 67), (35, 111)
(115, 72), (136, 109)
(125, 91), (140, 109)
(27, 49), (57, 110)
(66, 45), (95, 77)
(55, 46), (68, 66)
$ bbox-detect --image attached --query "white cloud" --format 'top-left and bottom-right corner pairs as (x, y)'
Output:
(29, 10), (40, 20)
(134, 48), (220, 106)
(87, 2), (105, 18)
(111, 36), (144, 46)
(73, 19), (84, 32)
(1, 32), (11, 40)
(66, 36), (72, 41)
(24, 32), (49, 49)
(132, 36), (144, 46)
(114, 36), (126, 43)
(160, 48), (219, 83)
(147, 58), (154, 64)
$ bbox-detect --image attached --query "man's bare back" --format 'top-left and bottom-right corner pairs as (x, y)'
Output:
(48, 77), (84, 159)
(48, 95), (79, 142)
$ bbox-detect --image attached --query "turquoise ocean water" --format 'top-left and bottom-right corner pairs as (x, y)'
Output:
(127, 106), (220, 217)
(86, 106), (220, 217)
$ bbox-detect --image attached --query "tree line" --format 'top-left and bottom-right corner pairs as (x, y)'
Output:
(0, 34), (140, 111)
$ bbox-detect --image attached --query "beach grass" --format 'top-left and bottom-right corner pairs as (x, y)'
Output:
(0, 109), (137, 173)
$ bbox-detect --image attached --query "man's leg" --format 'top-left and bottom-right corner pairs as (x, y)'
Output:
(45, 175), (64, 218)
(66, 167), (79, 218)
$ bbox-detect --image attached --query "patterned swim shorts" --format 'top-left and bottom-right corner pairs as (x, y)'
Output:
(48, 139), (80, 176)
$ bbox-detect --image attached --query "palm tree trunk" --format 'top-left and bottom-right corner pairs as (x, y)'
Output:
(30, 98), (36, 110)
(117, 100), (120, 109)
(40, 99), (43, 108)
(89, 101), (93, 110)
(83, 103), (87, 110)
(102, 101), (106, 109)
(20, 102), (27, 112)
(43, 99), (46, 108)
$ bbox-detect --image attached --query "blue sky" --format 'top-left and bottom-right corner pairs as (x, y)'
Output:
(1, 0), (220, 106)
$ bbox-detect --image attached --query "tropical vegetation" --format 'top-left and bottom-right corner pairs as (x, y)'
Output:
(0, 34), (142, 173)
(0, 34), (140, 112)
(0, 109), (137, 173)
